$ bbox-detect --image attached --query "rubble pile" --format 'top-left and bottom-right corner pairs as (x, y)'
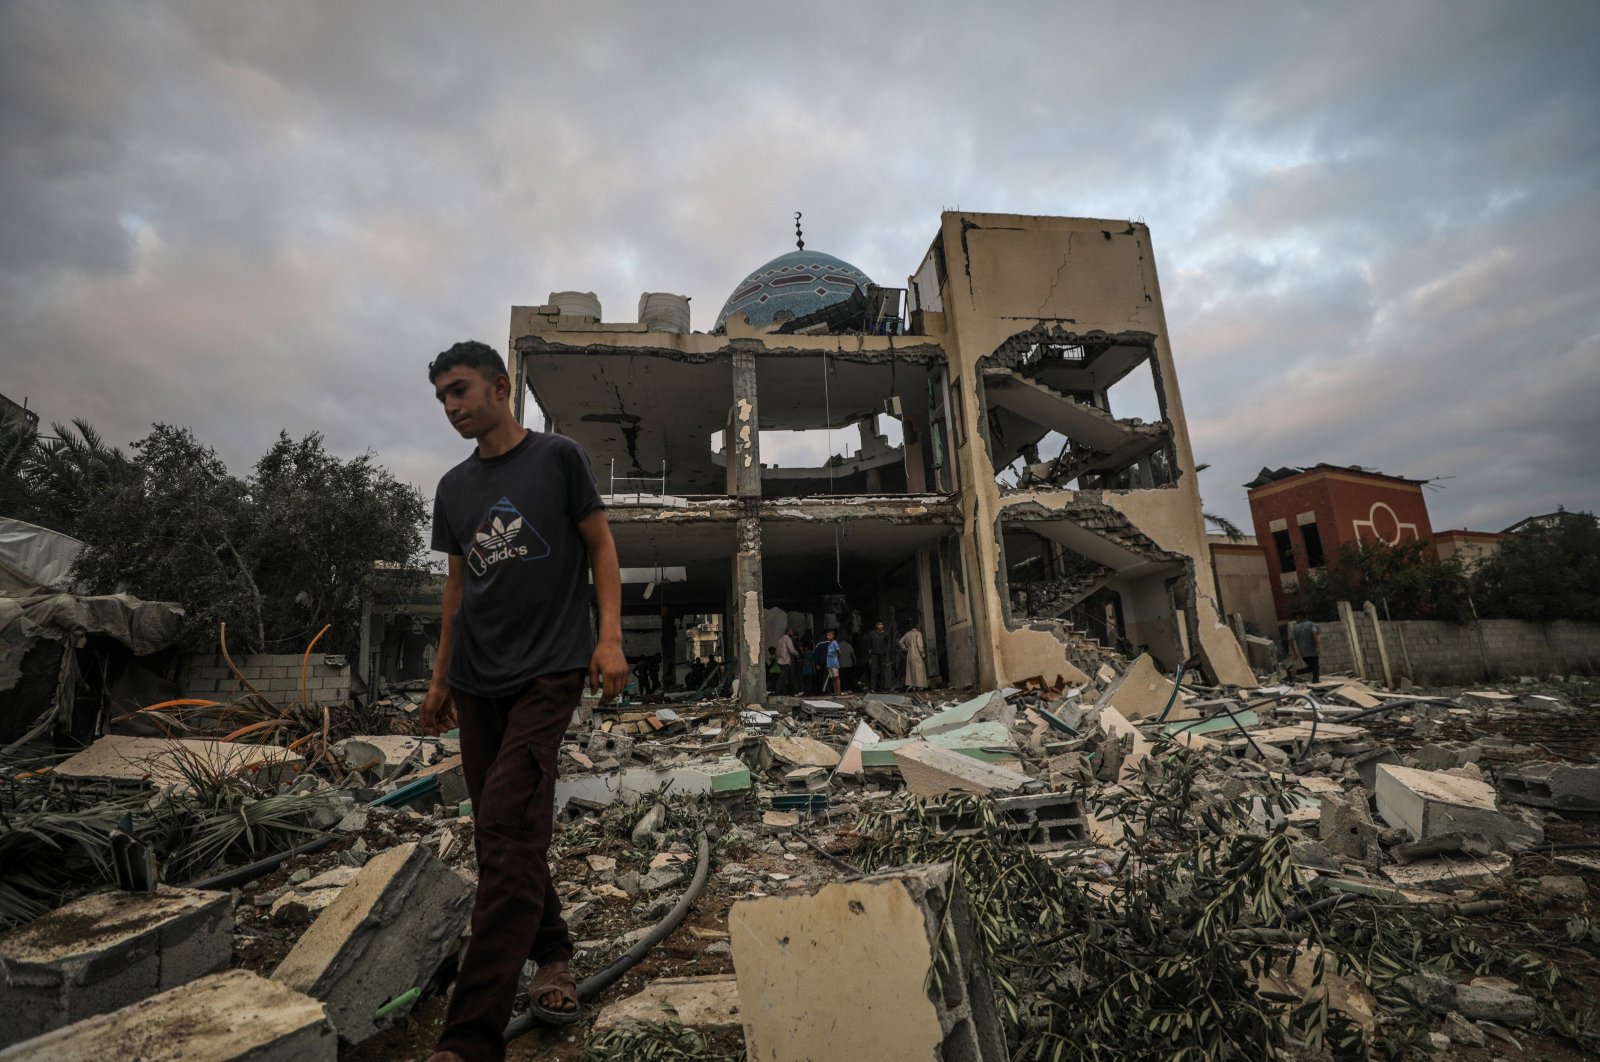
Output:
(2, 649), (1597, 1060)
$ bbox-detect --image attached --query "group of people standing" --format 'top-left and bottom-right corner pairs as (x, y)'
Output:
(769, 620), (928, 695)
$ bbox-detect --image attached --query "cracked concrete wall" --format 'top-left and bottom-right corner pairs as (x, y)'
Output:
(934, 211), (1253, 689)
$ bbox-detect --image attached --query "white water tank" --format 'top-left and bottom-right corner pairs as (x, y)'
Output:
(637, 292), (691, 333)
(548, 291), (601, 320)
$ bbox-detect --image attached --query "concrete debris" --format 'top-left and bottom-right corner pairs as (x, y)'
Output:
(593, 974), (740, 1032)
(763, 735), (842, 770)
(0, 969), (334, 1062)
(272, 842), (473, 1043)
(911, 689), (1014, 736)
(3, 623), (1596, 1061)
(894, 741), (1034, 798)
(1498, 760), (1600, 810)
(1374, 764), (1541, 850)
(0, 887), (232, 1046)
(51, 735), (302, 791)
(555, 756), (752, 813)
(1095, 653), (1187, 721)
(730, 862), (1005, 1062)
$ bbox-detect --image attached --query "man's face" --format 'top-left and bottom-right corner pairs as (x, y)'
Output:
(433, 365), (507, 439)
(875, 623), (884, 631)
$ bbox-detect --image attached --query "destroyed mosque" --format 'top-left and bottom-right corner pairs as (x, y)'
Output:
(2, 211), (1598, 1062)
(509, 211), (1255, 704)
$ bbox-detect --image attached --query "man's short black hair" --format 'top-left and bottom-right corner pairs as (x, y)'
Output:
(428, 340), (507, 383)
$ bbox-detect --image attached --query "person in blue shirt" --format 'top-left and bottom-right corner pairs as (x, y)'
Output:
(821, 629), (842, 696)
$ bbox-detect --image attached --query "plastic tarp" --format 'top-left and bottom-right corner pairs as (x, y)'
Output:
(1, 591), (185, 748)
(0, 517), (84, 592)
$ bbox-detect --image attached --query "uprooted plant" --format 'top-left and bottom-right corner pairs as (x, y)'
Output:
(0, 743), (337, 929)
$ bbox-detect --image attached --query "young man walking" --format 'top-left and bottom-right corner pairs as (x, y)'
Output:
(421, 341), (628, 1062)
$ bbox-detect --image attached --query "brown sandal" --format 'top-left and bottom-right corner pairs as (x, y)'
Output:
(527, 961), (581, 1025)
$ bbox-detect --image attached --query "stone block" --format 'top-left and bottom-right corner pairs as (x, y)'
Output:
(863, 699), (909, 736)
(272, 842), (473, 1043)
(406, 753), (469, 806)
(594, 975), (740, 1032)
(1499, 761), (1600, 811)
(894, 742), (1032, 798)
(0, 887), (231, 1046)
(1374, 764), (1540, 850)
(913, 691), (1014, 737)
(1413, 741), (1481, 770)
(0, 968), (334, 1061)
(764, 736), (841, 770)
(1318, 791), (1379, 866)
(730, 862), (1005, 1062)
(1453, 982), (1537, 1024)
(586, 730), (634, 761)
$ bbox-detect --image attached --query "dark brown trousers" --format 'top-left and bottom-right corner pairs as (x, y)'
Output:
(436, 669), (583, 1062)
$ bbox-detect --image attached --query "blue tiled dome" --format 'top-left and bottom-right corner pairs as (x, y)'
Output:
(714, 249), (873, 332)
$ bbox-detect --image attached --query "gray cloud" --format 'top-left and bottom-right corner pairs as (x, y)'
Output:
(2, 0), (1597, 535)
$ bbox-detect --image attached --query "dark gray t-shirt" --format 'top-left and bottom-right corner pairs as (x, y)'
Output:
(431, 430), (604, 697)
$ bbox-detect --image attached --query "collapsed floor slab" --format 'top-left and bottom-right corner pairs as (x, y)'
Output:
(51, 735), (302, 790)
(272, 841), (472, 1043)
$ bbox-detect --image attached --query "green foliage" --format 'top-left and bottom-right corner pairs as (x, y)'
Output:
(10, 418), (428, 655)
(582, 1019), (744, 1061)
(1472, 511), (1600, 621)
(1, 419), (131, 536)
(854, 748), (1600, 1059)
(857, 756), (1351, 1061)
(246, 432), (427, 655)
(1296, 539), (1472, 622)
(0, 751), (336, 929)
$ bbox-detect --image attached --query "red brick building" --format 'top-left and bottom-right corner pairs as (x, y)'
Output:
(1244, 464), (1435, 623)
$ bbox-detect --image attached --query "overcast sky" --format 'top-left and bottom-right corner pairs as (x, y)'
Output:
(4, 1), (1597, 533)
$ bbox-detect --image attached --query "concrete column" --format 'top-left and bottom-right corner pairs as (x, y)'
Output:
(1337, 600), (1368, 680)
(731, 350), (766, 703)
(916, 548), (941, 683)
(1363, 601), (1394, 688)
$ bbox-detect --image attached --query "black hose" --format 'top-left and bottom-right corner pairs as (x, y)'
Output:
(797, 830), (862, 875)
(1164, 699), (1271, 761)
(185, 834), (336, 891)
(503, 829), (712, 1044)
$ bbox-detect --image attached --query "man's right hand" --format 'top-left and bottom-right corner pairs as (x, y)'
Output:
(420, 683), (456, 735)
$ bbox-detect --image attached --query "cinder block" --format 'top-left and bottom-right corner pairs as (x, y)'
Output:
(926, 792), (1086, 850)
(273, 842), (473, 1043)
(1499, 761), (1600, 811)
(730, 862), (1005, 1062)
(0, 968), (334, 1061)
(0, 887), (232, 1046)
